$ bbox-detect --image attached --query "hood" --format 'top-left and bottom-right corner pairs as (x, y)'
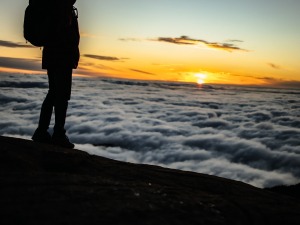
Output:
(29, 0), (77, 6)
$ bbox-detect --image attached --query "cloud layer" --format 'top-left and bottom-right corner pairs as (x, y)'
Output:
(1, 74), (300, 188)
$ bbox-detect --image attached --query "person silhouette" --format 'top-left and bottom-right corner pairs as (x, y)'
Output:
(32, 0), (80, 148)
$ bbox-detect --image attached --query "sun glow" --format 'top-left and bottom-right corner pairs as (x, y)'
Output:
(195, 73), (207, 85)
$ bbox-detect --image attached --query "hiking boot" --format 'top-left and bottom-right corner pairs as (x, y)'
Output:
(32, 128), (52, 144)
(52, 133), (75, 149)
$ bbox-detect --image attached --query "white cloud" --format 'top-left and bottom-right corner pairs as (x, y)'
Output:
(1, 74), (300, 188)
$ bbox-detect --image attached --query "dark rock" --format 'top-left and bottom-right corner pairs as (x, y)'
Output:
(266, 184), (300, 200)
(0, 136), (299, 225)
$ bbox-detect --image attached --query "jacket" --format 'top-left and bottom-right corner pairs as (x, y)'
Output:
(42, 0), (80, 69)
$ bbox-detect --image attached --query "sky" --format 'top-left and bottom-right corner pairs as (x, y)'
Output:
(0, 0), (300, 87)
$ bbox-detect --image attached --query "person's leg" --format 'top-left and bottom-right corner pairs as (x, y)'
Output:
(53, 101), (68, 135)
(32, 72), (55, 143)
(51, 67), (74, 148)
(38, 91), (54, 131)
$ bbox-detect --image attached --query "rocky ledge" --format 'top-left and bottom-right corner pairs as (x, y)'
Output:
(0, 136), (299, 225)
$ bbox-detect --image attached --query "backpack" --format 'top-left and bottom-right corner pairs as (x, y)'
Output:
(23, 0), (56, 47)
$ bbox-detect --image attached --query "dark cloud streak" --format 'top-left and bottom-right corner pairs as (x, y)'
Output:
(0, 56), (42, 71)
(273, 81), (300, 89)
(268, 63), (281, 70)
(84, 54), (124, 61)
(0, 40), (34, 48)
(258, 77), (300, 89)
(130, 69), (156, 75)
(118, 35), (247, 52)
(154, 36), (248, 52)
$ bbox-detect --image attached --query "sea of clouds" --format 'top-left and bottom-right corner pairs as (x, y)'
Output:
(1, 73), (300, 188)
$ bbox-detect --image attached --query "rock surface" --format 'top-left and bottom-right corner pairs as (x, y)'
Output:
(0, 135), (299, 225)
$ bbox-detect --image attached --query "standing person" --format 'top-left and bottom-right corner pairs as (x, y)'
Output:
(32, 0), (80, 148)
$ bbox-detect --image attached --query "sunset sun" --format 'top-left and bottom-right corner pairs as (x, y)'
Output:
(195, 73), (207, 85)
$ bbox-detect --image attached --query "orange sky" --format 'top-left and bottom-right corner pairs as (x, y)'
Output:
(0, 0), (300, 88)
